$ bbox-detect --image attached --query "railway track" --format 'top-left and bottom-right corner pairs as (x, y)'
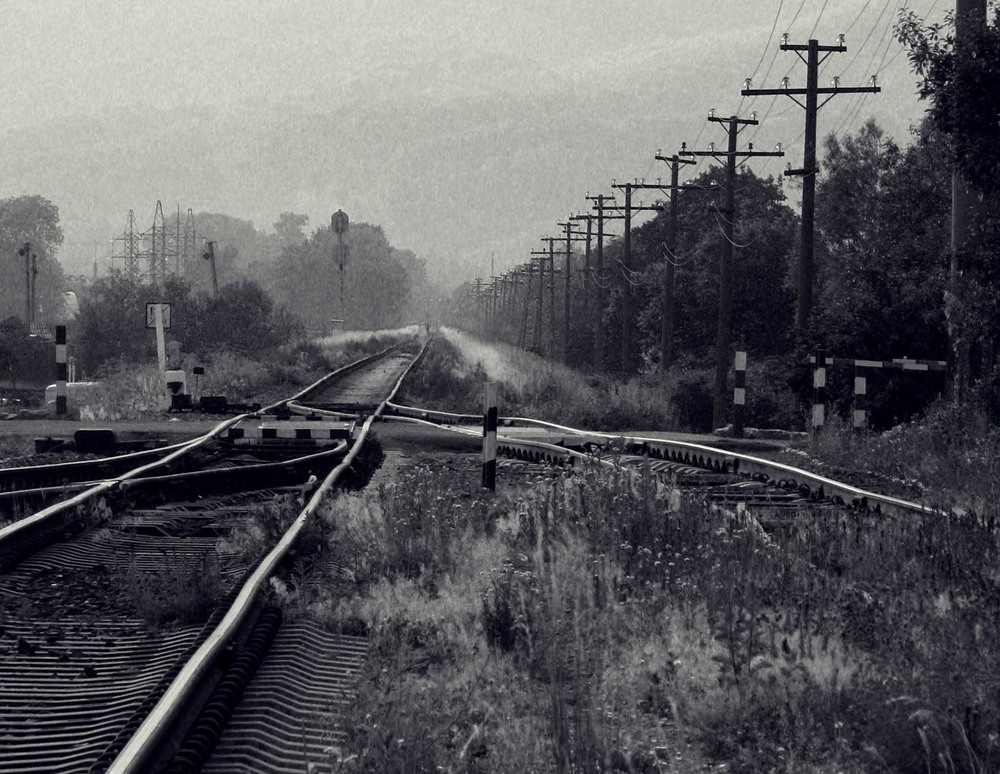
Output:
(3, 335), (939, 773)
(0, 341), (422, 773)
(383, 401), (936, 517)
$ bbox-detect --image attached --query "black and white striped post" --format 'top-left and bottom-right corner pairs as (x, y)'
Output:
(55, 325), (68, 415)
(733, 350), (747, 438)
(482, 381), (498, 491)
(853, 365), (868, 430)
(812, 349), (826, 431)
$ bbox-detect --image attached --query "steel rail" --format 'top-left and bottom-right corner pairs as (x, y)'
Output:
(0, 414), (246, 570)
(109, 339), (426, 772)
(383, 402), (937, 518)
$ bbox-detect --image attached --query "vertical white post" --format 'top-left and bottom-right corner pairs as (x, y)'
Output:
(154, 304), (166, 372)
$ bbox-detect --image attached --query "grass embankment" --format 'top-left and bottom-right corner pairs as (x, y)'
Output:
(77, 326), (419, 421)
(397, 328), (679, 431)
(770, 401), (1000, 516)
(294, 458), (1000, 773)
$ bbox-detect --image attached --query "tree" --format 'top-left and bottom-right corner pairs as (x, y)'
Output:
(264, 221), (425, 333)
(0, 316), (30, 388)
(814, 119), (952, 425)
(272, 212), (310, 251)
(897, 5), (1000, 196)
(0, 195), (66, 327)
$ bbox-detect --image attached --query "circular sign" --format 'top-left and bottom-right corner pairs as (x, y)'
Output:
(331, 209), (349, 235)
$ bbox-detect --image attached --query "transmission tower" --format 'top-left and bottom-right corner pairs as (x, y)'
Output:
(139, 201), (177, 286)
(111, 209), (143, 277)
(181, 209), (197, 276)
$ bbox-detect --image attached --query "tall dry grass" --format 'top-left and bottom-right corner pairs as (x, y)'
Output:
(311, 457), (1000, 773)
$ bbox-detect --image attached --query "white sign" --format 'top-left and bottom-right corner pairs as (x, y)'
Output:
(145, 302), (172, 329)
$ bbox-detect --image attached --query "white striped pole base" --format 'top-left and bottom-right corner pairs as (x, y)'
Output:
(482, 381), (498, 491)
(812, 350), (826, 431)
(853, 367), (867, 430)
(55, 325), (68, 415)
(733, 350), (746, 438)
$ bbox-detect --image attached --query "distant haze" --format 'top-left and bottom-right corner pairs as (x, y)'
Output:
(1, 0), (944, 287)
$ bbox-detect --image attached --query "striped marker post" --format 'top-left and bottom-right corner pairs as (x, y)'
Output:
(853, 366), (868, 430)
(55, 325), (67, 415)
(812, 349), (826, 431)
(733, 350), (747, 438)
(482, 381), (498, 491)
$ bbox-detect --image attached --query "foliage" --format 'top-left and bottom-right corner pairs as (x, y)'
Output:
(897, 5), (1000, 197)
(399, 329), (681, 430)
(323, 456), (1000, 773)
(263, 221), (426, 334)
(0, 317), (30, 389)
(73, 272), (302, 375)
(0, 195), (66, 327)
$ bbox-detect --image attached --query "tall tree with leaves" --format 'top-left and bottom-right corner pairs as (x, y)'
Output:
(897, 3), (1000, 395)
(0, 195), (66, 327)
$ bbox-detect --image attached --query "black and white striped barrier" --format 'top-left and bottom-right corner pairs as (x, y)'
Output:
(482, 382), (498, 491)
(55, 325), (67, 415)
(227, 417), (353, 445)
(733, 350), (746, 438)
(809, 354), (947, 430)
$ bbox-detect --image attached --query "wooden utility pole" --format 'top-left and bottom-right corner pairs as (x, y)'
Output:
(530, 252), (548, 353)
(950, 0), (988, 395)
(555, 220), (587, 363)
(586, 194), (616, 371)
(518, 262), (536, 349)
(742, 37), (880, 340)
(653, 151), (698, 369)
(608, 182), (669, 373)
(682, 113), (783, 430)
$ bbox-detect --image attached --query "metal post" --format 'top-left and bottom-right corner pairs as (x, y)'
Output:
(733, 350), (747, 438)
(55, 325), (67, 415)
(812, 349), (826, 431)
(482, 381), (498, 491)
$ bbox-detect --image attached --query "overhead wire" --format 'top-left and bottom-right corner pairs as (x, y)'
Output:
(738, 0), (786, 115)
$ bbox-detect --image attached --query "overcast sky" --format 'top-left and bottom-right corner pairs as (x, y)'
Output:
(2, 0), (947, 281)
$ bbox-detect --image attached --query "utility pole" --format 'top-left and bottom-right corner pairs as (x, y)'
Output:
(518, 262), (535, 349)
(555, 220), (587, 363)
(586, 194), (616, 371)
(653, 151), (699, 369)
(682, 112), (783, 430)
(742, 36), (880, 340)
(543, 237), (558, 358)
(951, 0), (988, 395)
(570, 213), (595, 363)
(530, 252), (547, 353)
(608, 182), (669, 373)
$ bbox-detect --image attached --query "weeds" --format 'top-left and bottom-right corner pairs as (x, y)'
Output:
(318, 456), (1000, 772)
(119, 548), (224, 627)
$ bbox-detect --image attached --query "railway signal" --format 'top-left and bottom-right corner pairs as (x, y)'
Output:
(202, 240), (219, 295)
(331, 210), (350, 330)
